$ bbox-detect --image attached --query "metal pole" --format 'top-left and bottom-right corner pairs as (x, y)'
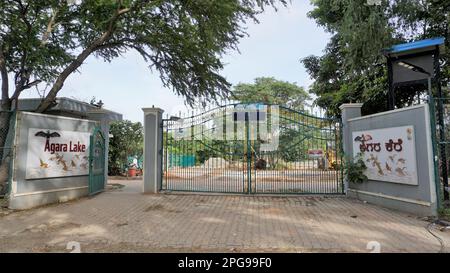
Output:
(387, 58), (395, 110)
(428, 77), (432, 97)
(246, 112), (251, 194)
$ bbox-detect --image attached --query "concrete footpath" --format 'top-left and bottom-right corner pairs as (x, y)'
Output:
(0, 179), (449, 252)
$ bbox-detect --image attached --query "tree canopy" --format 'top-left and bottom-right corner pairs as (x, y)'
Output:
(108, 120), (143, 175)
(232, 77), (310, 109)
(0, 0), (286, 112)
(302, 0), (449, 117)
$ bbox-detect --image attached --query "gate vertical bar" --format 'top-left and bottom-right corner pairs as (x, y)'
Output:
(160, 116), (165, 191)
(246, 112), (251, 194)
(338, 119), (344, 194)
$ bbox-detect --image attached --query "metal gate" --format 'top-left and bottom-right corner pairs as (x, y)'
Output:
(162, 104), (343, 194)
(89, 126), (106, 195)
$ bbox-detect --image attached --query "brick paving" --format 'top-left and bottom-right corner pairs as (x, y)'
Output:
(0, 179), (449, 253)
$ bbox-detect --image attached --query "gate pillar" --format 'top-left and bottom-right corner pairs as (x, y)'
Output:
(339, 103), (363, 193)
(142, 107), (164, 193)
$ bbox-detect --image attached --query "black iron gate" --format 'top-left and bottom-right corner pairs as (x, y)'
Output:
(162, 104), (343, 194)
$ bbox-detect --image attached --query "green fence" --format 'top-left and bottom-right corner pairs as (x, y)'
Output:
(429, 96), (450, 205)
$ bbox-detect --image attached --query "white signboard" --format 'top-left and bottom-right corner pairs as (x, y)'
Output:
(308, 149), (324, 159)
(352, 126), (418, 185)
(25, 128), (91, 179)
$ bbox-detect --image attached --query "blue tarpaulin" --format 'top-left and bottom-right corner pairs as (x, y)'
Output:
(168, 154), (196, 167)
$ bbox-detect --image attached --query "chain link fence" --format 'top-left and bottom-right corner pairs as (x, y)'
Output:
(429, 97), (450, 207)
(0, 111), (15, 201)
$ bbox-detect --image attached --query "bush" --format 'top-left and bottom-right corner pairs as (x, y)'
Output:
(343, 153), (368, 184)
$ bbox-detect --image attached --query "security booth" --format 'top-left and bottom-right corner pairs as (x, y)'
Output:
(383, 37), (445, 109)
(383, 37), (448, 201)
(2, 97), (122, 209)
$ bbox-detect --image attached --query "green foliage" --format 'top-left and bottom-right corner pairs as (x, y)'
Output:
(343, 153), (368, 184)
(0, 0), (287, 111)
(438, 207), (450, 222)
(302, 0), (449, 118)
(108, 120), (143, 175)
(193, 140), (230, 165)
(232, 77), (310, 110)
(231, 77), (314, 163)
(330, 161), (340, 171)
(271, 161), (288, 170)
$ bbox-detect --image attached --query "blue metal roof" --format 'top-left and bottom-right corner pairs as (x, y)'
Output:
(385, 37), (445, 55)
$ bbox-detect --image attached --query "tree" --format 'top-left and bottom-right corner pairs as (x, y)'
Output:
(232, 77), (310, 109)
(108, 120), (143, 175)
(0, 0), (286, 113)
(301, 0), (449, 118)
(0, 0), (286, 188)
(231, 77), (314, 168)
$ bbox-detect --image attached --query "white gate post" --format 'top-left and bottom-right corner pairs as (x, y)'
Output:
(339, 103), (363, 193)
(142, 107), (164, 193)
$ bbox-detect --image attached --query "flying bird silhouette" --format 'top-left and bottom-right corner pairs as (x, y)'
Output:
(388, 155), (397, 162)
(354, 135), (363, 142)
(354, 134), (373, 142)
(35, 130), (61, 139)
(39, 158), (48, 168)
(363, 134), (372, 141)
(397, 158), (406, 164)
(396, 167), (407, 176)
(385, 162), (392, 172)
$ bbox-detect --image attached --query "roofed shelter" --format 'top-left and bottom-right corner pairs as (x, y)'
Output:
(383, 37), (445, 109)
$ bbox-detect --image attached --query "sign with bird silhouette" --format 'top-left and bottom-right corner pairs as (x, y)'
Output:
(352, 126), (418, 185)
(25, 128), (91, 179)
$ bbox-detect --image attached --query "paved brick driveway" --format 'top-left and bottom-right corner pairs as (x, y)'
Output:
(0, 179), (449, 252)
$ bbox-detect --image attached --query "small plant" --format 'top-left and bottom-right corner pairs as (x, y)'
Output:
(438, 207), (450, 222)
(330, 161), (341, 170)
(343, 153), (368, 184)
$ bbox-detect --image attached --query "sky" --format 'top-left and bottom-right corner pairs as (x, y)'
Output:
(21, 1), (331, 123)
